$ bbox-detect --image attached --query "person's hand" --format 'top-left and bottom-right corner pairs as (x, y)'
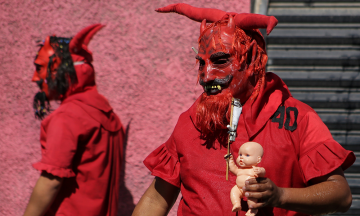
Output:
(229, 154), (233, 161)
(224, 154), (232, 159)
(224, 153), (233, 161)
(243, 177), (284, 209)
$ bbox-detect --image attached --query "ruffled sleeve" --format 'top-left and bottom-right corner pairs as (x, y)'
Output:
(297, 110), (356, 182)
(32, 162), (76, 178)
(144, 135), (181, 188)
(299, 139), (355, 182)
(33, 112), (80, 178)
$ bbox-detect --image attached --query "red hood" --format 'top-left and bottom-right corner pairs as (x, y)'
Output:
(61, 87), (123, 133)
(63, 54), (96, 98)
(243, 72), (291, 138)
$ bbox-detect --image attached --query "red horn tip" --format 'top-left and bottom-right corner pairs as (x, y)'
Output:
(70, 23), (104, 54)
(155, 3), (180, 13)
(266, 16), (278, 35)
(155, 3), (225, 23)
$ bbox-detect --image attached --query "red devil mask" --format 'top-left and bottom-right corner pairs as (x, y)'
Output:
(156, 3), (278, 136)
(31, 24), (104, 119)
(156, 3), (277, 103)
(32, 36), (60, 100)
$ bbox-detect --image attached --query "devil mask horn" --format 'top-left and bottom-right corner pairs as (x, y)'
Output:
(156, 3), (278, 35)
(69, 23), (105, 55)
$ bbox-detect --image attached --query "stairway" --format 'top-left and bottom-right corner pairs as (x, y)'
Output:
(263, 0), (360, 215)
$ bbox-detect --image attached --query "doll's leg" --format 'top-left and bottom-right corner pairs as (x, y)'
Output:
(245, 198), (258, 216)
(230, 185), (243, 212)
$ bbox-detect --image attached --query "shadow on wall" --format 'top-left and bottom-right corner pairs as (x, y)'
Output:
(118, 120), (136, 215)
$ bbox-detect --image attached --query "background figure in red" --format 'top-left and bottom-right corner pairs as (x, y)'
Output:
(132, 3), (355, 216)
(23, 24), (124, 216)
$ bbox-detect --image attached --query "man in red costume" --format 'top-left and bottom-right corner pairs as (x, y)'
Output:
(132, 3), (356, 216)
(24, 24), (124, 216)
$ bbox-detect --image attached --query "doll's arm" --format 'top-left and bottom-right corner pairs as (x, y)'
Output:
(253, 166), (266, 177)
(228, 155), (240, 175)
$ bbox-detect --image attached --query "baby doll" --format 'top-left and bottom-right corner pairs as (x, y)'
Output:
(228, 142), (266, 216)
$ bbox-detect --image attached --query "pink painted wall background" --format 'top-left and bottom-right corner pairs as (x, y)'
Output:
(0, 1), (250, 215)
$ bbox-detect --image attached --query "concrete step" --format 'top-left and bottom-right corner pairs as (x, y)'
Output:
(274, 23), (360, 28)
(267, 25), (360, 45)
(270, 0), (360, 3)
(333, 134), (360, 151)
(325, 194), (360, 215)
(345, 152), (360, 173)
(328, 199), (360, 215)
(269, 2), (360, 7)
(267, 45), (360, 66)
(289, 88), (360, 109)
(318, 112), (360, 131)
(346, 177), (360, 195)
(272, 15), (360, 24)
(273, 71), (360, 88)
(268, 66), (360, 72)
(268, 2), (360, 23)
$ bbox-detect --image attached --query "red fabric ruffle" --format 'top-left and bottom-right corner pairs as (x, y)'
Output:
(32, 162), (76, 178)
(143, 144), (181, 188)
(299, 140), (355, 183)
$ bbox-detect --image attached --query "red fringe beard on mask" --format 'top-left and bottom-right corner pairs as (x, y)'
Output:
(196, 91), (233, 140)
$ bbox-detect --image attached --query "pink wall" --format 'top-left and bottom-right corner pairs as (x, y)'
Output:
(0, 1), (250, 215)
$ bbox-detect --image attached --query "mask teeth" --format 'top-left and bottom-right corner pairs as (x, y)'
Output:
(204, 85), (222, 91)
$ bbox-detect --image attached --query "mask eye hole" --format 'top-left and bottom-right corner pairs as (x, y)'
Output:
(199, 59), (205, 68)
(214, 59), (228, 65)
(35, 64), (42, 72)
(196, 56), (205, 69)
(211, 52), (231, 66)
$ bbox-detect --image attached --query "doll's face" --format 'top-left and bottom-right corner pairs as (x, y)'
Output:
(236, 142), (263, 168)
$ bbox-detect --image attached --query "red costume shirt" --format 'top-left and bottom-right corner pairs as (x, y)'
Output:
(144, 72), (355, 216)
(33, 83), (124, 216)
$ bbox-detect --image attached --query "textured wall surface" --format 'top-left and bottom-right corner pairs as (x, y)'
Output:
(0, 1), (249, 215)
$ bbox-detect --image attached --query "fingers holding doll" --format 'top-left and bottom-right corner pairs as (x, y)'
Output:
(224, 153), (233, 160)
(252, 166), (266, 177)
(243, 177), (284, 209)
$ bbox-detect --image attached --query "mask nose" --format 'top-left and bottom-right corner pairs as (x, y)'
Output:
(199, 59), (217, 83)
(202, 73), (218, 84)
(31, 71), (41, 82)
(202, 66), (218, 83)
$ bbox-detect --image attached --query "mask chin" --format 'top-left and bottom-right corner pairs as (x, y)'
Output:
(33, 91), (50, 119)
